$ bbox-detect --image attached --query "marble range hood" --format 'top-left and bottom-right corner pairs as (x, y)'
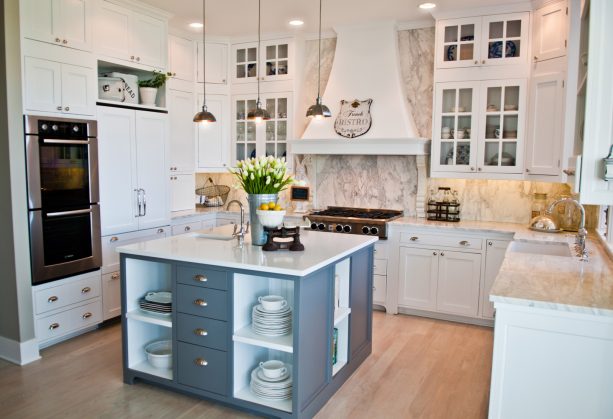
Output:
(290, 21), (430, 156)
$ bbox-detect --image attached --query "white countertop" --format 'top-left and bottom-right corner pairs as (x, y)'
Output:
(391, 217), (613, 317)
(171, 206), (309, 222)
(117, 224), (378, 277)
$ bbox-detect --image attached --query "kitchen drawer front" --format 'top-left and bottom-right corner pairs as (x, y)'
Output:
(373, 258), (388, 276)
(374, 242), (389, 259)
(177, 313), (228, 351)
(101, 227), (169, 274)
(172, 221), (203, 236)
(177, 265), (228, 291)
(35, 299), (102, 342)
(177, 342), (228, 395)
(34, 276), (101, 315)
(400, 232), (483, 251)
(373, 274), (387, 305)
(176, 284), (227, 320)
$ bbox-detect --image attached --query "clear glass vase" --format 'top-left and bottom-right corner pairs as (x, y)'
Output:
(247, 194), (278, 245)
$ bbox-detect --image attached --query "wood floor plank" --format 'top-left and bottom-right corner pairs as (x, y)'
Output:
(0, 312), (493, 419)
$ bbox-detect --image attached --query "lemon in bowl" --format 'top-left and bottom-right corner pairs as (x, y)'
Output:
(257, 208), (286, 228)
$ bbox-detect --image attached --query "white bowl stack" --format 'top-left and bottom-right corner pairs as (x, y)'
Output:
(251, 295), (292, 337)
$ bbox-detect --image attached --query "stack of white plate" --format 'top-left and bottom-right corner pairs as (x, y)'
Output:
(250, 365), (292, 401)
(251, 304), (292, 337)
(139, 291), (172, 317)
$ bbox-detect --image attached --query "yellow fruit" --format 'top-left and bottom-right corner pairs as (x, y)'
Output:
(274, 204), (283, 211)
(267, 202), (276, 210)
(259, 203), (268, 210)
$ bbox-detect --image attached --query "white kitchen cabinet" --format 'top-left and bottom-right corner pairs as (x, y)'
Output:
(198, 42), (228, 84)
(532, 1), (568, 63)
(24, 57), (96, 116)
(373, 275), (387, 306)
(97, 106), (169, 236)
(170, 174), (195, 212)
(197, 94), (230, 171)
(231, 39), (292, 84)
(168, 89), (196, 173)
(101, 227), (169, 274)
(436, 250), (481, 317)
(481, 239), (510, 319)
(525, 70), (566, 176)
(102, 272), (121, 320)
(435, 13), (529, 69)
(168, 35), (195, 82)
(171, 220), (202, 236)
(21, 0), (93, 51)
(397, 247), (438, 311)
(94, 0), (167, 69)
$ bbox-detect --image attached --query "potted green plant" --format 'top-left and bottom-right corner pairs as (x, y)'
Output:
(138, 71), (171, 106)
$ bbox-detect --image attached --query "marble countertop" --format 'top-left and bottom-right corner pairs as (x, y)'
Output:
(391, 217), (613, 317)
(117, 224), (377, 276)
(171, 206), (309, 222)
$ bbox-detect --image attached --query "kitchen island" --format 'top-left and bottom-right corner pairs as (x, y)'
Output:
(117, 225), (377, 419)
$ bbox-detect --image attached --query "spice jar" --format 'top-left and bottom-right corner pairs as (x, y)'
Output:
(531, 193), (548, 219)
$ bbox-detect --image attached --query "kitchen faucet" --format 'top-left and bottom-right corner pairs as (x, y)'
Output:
(226, 200), (249, 247)
(546, 197), (588, 261)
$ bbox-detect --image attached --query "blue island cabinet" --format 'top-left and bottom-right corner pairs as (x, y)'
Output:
(119, 245), (374, 418)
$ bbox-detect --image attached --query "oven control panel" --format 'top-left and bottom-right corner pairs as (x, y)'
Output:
(309, 222), (386, 239)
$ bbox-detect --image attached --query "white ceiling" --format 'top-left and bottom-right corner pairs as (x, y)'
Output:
(137, 0), (526, 38)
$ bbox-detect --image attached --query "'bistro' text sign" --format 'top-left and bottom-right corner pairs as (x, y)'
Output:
(334, 99), (373, 139)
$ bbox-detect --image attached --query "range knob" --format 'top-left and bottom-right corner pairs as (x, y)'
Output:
(72, 125), (79, 132)
(310, 222), (318, 230)
(362, 226), (370, 234)
(370, 227), (379, 235)
(317, 223), (326, 231)
(335, 224), (343, 232)
(343, 225), (352, 233)
(51, 124), (59, 131)
(41, 123), (48, 131)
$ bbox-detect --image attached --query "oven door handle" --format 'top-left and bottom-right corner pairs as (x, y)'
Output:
(42, 139), (90, 145)
(46, 208), (92, 217)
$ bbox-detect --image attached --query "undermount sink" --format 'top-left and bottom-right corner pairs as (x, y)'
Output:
(191, 232), (235, 241)
(509, 241), (573, 257)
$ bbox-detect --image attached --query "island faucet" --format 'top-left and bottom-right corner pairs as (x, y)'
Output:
(546, 197), (588, 261)
(226, 200), (249, 247)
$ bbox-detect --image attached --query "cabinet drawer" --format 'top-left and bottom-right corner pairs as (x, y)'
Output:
(373, 258), (388, 276)
(34, 275), (101, 315)
(176, 284), (227, 320)
(35, 299), (101, 342)
(374, 242), (389, 259)
(400, 232), (483, 250)
(102, 227), (169, 274)
(172, 221), (203, 236)
(373, 274), (387, 305)
(177, 265), (228, 291)
(177, 342), (227, 395)
(177, 313), (227, 351)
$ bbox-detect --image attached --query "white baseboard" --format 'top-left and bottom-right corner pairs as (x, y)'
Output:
(0, 335), (41, 365)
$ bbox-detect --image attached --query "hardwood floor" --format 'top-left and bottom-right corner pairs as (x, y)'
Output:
(0, 312), (493, 419)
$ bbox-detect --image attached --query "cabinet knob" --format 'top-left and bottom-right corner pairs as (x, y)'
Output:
(111, 273), (120, 280)
(470, 167), (475, 171)
(488, 241), (493, 246)
(409, 236), (419, 241)
(194, 274), (208, 282)
(474, 60), (478, 64)
(130, 55), (135, 60)
(194, 299), (208, 307)
(136, 57), (140, 62)
(195, 358), (208, 367)
(533, 56), (538, 62)
(55, 38), (61, 43)
(82, 312), (92, 319)
(459, 240), (470, 246)
(56, 106), (63, 111)
(62, 39), (68, 44)
(222, 79), (226, 83)
(48, 295), (58, 303)
(110, 236), (119, 242)
(185, 226), (191, 231)
(481, 60), (486, 64)
(477, 167), (482, 171)
(525, 168), (530, 173)
(194, 328), (208, 336)
(157, 228), (165, 234)
(49, 323), (60, 330)
(64, 106), (70, 111)
(172, 72), (177, 76)
(81, 287), (91, 294)
(433, 251), (437, 256)
(440, 252), (445, 256)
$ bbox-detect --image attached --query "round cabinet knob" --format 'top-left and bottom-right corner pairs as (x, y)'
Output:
(474, 60), (478, 64)
(370, 227), (379, 235)
(185, 226), (191, 231)
(194, 328), (208, 336)
(130, 55), (135, 60)
(488, 241), (493, 246)
(317, 223), (326, 231)
(534, 56), (538, 62)
(195, 358), (208, 367)
(335, 224), (343, 232)
(62, 39), (67, 44)
(362, 226), (370, 234)
(526, 169), (530, 173)
(482, 60), (486, 64)
(64, 106), (70, 111)
(194, 274), (207, 282)
(343, 225), (352, 233)
(194, 299), (208, 307)
(136, 57), (140, 62)
(470, 167), (475, 171)
(433, 251), (437, 256)
(157, 228), (165, 234)
(82, 312), (92, 319)
(55, 38), (61, 43)
(310, 223), (318, 230)
(477, 167), (482, 172)
(440, 252), (445, 256)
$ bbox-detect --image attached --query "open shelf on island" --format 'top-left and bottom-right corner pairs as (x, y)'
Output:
(332, 258), (351, 377)
(233, 326), (293, 353)
(130, 359), (173, 381)
(334, 307), (351, 326)
(235, 386), (292, 413)
(126, 310), (172, 328)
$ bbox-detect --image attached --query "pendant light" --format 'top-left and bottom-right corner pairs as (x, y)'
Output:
(247, 0), (271, 123)
(193, 0), (216, 124)
(306, 0), (331, 119)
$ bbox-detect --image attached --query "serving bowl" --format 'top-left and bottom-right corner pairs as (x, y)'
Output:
(145, 340), (172, 369)
(257, 209), (286, 228)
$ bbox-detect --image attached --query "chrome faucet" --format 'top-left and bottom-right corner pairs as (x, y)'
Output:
(226, 200), (249, 247)
(546, 197), (588, 261)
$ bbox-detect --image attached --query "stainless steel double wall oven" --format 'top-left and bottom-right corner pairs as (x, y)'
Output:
(25, 116), (101, 285)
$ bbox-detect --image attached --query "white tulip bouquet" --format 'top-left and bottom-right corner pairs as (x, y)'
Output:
(229, 156), (294, 194)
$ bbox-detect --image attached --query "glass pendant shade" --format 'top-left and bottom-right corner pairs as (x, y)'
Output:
(193, 105), (217, 123)
(306, 97), (331, 119)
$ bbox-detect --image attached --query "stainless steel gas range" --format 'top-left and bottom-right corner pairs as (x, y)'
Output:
(305, 206), (403, 240)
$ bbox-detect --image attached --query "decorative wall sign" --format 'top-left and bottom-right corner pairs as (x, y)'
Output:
(334, 99), (373, 138)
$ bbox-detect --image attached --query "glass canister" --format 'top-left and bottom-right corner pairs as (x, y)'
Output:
(531, 193), (548, 219)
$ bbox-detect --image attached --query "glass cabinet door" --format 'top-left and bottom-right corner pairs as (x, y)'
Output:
(233, 44), (258, 83)
(261, 40), (291, 81)
(481, 13), (529, 66)
(234, 98), (257, 161)
(478, 79), (526, 173)
(263, 96), (288, 160)
(433, 82), (479, 172)
(436, 18), (481, 69)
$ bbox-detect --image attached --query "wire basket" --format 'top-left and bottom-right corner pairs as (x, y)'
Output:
(195, 177), (230, 207)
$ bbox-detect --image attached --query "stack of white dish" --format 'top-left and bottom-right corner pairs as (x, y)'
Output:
(250, 360), (292, 401)
(139, 291), (172, 316)
(252, 295), (292, 337)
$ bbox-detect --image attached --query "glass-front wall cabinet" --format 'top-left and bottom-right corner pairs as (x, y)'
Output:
(232, 39), (292, 83)
(433, 79), (526, 175)
(234, 44), (258, 83)
(438, 17), (481, 68)
(481, 13), (528, 66)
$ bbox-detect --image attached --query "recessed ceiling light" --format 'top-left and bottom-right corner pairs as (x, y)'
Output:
(289, 19), (304, 27)
(419, 2), (436, 9)
(189, 22), (204, 28)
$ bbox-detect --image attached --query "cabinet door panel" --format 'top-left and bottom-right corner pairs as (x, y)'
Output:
(533, 1), (567, 62)
(131, 13), (166, 69)
(436, 17), (482, 69)
(480, 13), (530, 66)
(23, 57), (62, 113)
(94, 1), (131, 61)
(199, 42), (228, 84)
(135, 112), (169, 230)
(169, 35), (195, 81)
(197, 95), (229, 170)
(482, 240), (509, 319)
(97, 106), (139, 236)
(436, 250), (481, 317)
(349, 247), (373, 359)
(232, 42), (258, 83)
(61, 64), (95, 116)
(102, 272), (121, 320)
(170, 174), (195, 212)
(168, 89), (196, 172)
(21, 0), (57, 44)
(397, 247), (438, 310)
(177, 342), (227, 395)
(58, 0), (92, 51)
